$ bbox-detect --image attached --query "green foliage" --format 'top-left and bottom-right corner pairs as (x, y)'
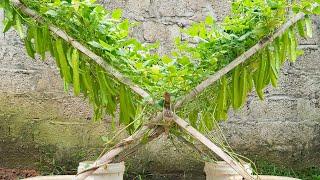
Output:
(175, 0), (319, 129)
(1, 0), (319, 133)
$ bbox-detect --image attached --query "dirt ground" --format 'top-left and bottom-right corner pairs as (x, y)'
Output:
(0, 168), (38, 180)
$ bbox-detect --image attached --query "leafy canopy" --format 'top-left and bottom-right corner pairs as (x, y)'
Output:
(0, 0), (319, 133)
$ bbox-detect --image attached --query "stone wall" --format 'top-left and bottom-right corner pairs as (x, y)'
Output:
(0, 0), (319, 178)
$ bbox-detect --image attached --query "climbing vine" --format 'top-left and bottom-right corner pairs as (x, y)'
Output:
(0, 0), (319, 134)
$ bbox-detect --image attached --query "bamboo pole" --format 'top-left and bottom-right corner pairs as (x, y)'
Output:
(10, 0), (155, 105)
(172, 114), (254, 180)
(174, 12), (305, 109)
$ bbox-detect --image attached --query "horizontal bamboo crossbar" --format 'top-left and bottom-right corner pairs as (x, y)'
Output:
(10, 0), (155, 105)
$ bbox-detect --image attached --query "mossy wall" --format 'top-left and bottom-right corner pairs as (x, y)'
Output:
(0, 92), (105, 173)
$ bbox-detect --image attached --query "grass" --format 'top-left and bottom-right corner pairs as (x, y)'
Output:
(255, 161), (320, 180)
(124, 160), (320, 180)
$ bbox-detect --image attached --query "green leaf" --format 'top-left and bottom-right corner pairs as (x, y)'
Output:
(267, 0), (280, 9)
(150, 65), (160, 75)
(112, 8), (122, 20)
(3, 19), (14, 33)
(313, 6), (320, 15)
(205, 16), (214, 25)
(88, 41), (103, 49)
(177, 56), (190, 66)
(187, 23), (199, 37)
(162, 55), (173, 64)
(99, 40), (115, 51)
(44, 10), (58, 17)
(118, 19), (129, 32)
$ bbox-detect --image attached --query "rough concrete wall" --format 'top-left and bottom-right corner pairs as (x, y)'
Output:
(0, 0), (319, 178)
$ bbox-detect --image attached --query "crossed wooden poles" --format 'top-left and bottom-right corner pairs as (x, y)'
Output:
(10, 0), (306, 179)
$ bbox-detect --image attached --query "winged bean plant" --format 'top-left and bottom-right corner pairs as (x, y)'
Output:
(0, 0), (319, 134)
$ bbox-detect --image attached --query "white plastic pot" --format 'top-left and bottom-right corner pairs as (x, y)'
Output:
(22, 175), (74, 180)
(22, 161), (125, 180)
(257, 175), (300, 179)
(204, 161), (301, 180)
(77, 161), (125, 180)
(204, 161), (253, 180)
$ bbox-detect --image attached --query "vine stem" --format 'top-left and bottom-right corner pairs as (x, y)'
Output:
(10, 0), (155, 105)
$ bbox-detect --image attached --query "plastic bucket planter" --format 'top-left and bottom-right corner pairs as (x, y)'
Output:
(22, 162), (125, 180)
(204, 161), (253, 180)
(77, 161), (125, 180)
(204, 161), (301, 180)
(22, 175), (74, 180)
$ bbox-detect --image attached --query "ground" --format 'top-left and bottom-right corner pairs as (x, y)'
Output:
(0, 168), (38, 180)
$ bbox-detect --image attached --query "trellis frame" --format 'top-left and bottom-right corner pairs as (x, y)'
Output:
(9, 0), (307, 179)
